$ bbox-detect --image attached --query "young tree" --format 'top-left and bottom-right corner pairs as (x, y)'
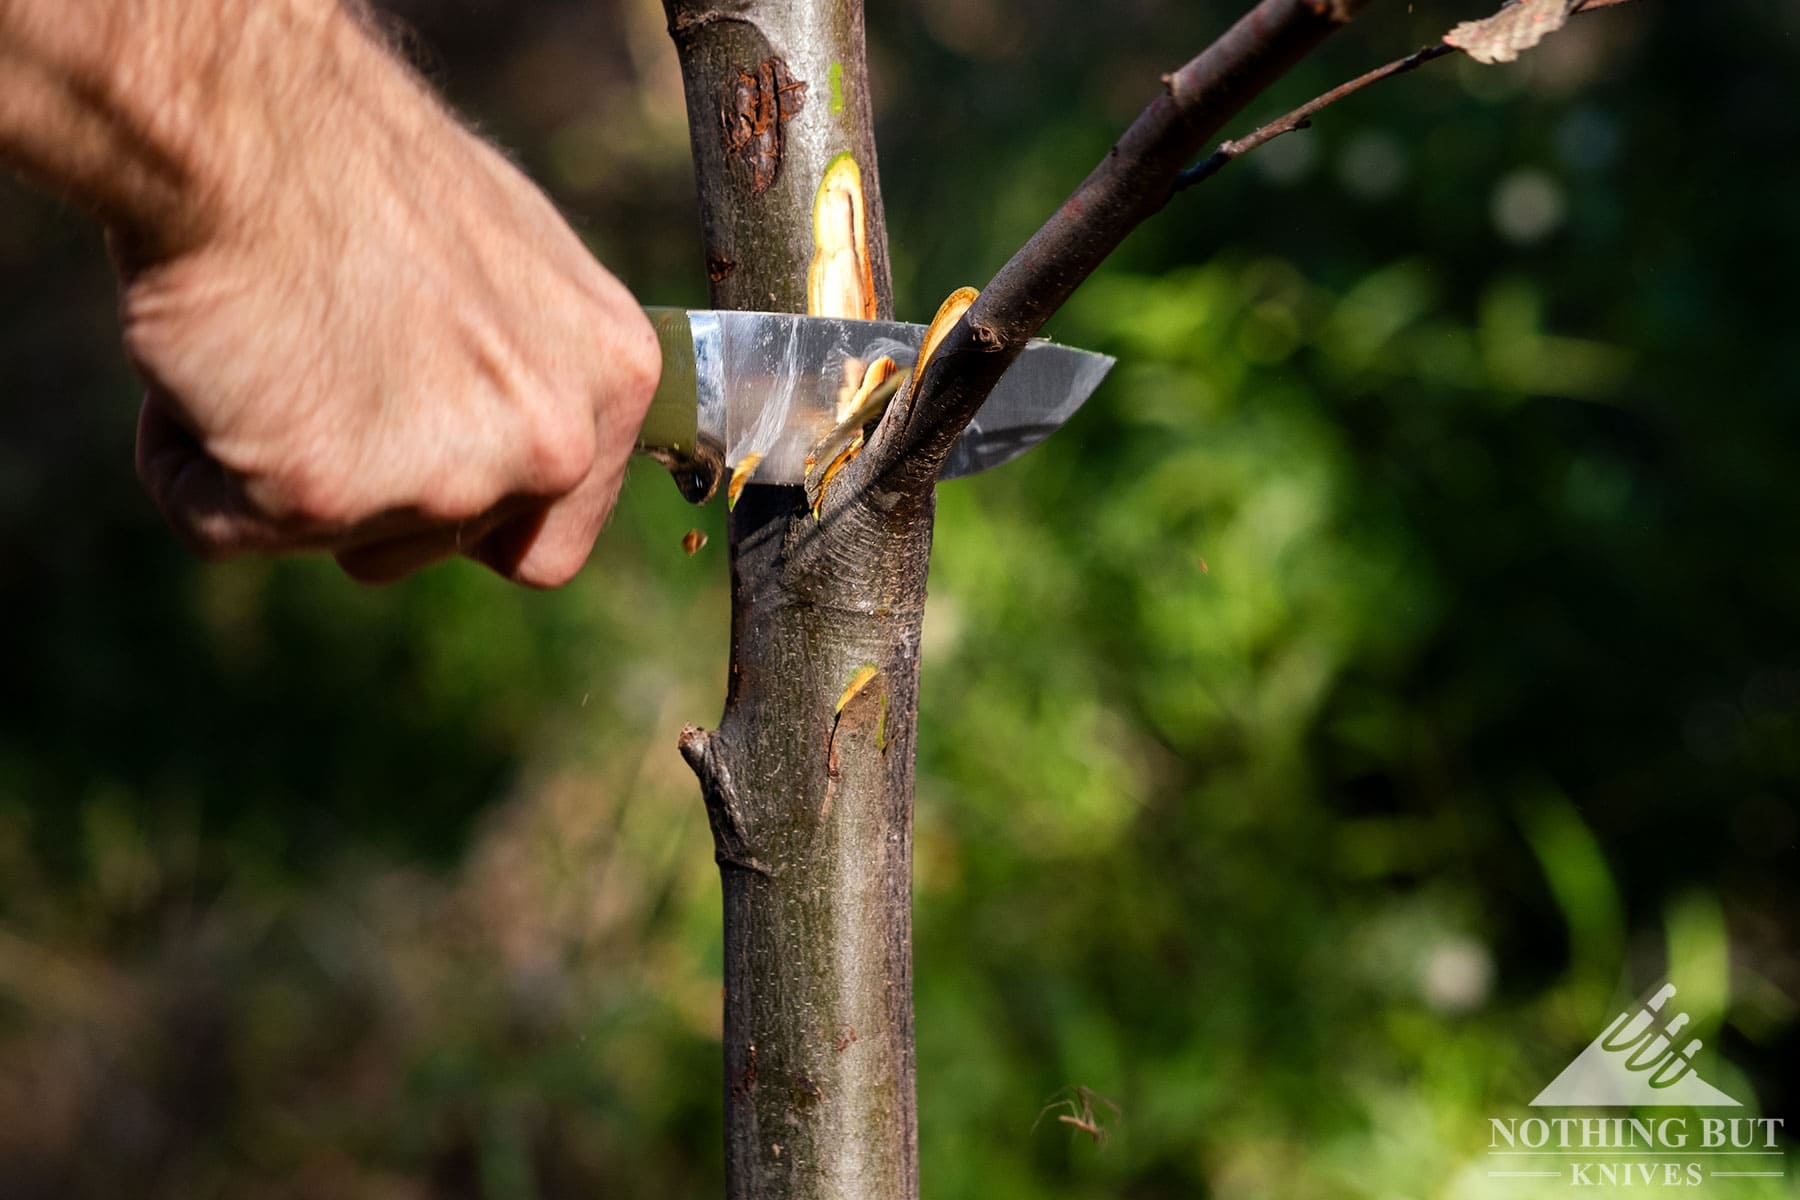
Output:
(658, 2), (1636, 1197)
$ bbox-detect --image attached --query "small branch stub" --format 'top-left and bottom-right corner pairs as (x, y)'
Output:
(680, 724), (769, 877)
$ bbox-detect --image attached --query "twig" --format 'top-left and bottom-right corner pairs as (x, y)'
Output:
(831, 0), (1648, 509)
(841, 0), (1375, 501)
(1175, 43), (1453, 189)
(1177, 0), (1646, 188)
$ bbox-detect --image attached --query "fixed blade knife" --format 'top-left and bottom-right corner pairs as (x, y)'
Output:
(635, 308), (1113, 503)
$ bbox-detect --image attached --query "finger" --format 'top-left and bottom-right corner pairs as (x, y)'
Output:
(465, 506), (552, 584)
(332, 494), (548, 584)
(333, 526), (466, 586)
(468, 464), (623, 589)
(135, 392), (280, 558)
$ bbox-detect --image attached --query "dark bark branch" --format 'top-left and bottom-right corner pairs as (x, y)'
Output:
(662, 3), (923, 1199)
(843, 0), (1376, 499)
(832, 0), (1650, 508)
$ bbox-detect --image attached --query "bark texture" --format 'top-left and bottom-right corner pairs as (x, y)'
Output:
(658, 2), (1386, 1197)
(662, 3), (923, 1198)
(666, 0), (891, 314)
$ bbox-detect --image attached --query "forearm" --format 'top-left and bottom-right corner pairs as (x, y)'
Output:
(0, 0), (392, 253)
(1, 0), (659, 588)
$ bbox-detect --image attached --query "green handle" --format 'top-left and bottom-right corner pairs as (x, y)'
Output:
(637, 306), (699, 457)
(635, 307), (722, 505)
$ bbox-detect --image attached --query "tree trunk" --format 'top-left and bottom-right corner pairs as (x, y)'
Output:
(654, 1), (1397, 1196)
(661, 3), (925, 1198)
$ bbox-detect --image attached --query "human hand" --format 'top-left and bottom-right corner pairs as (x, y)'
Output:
(82, 3), (659, 586)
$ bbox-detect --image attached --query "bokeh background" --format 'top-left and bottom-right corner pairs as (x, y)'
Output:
(3, 1), (1796, 1196)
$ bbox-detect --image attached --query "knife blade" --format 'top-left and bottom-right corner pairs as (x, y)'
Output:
(635, 307), (1113, 503)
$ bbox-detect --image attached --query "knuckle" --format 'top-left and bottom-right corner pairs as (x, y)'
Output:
(117, 262), (202, 378)
(414, 481), (487, 525)
(523, 407), (597, 495)
(119, 318), (157, 376)
(259, 465), (356, 528)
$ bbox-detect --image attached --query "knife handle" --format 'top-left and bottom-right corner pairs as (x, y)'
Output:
(636, 307), (723, 505)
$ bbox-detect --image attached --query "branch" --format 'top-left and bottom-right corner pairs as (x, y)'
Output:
(1177, 0), (1644, 188)
(830, 0), (1650, 509)
(845, 0), (1378, 499)
(1175, 42), (1453, 189)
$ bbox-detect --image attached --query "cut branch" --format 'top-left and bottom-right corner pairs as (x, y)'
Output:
(831, 0), (1651, 509)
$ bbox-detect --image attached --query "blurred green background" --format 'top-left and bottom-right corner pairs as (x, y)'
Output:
(2, 1), (1796, 1196)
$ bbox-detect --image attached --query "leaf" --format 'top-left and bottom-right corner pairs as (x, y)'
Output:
(726, 452), (764, 511)
(681, 529), (708, 556)
(834, 664), (880, 715)
(1444, 0), (1576, 65)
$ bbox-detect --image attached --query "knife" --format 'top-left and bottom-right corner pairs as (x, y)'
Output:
(635, 307), (1114, 503)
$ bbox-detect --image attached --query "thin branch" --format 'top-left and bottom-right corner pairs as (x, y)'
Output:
(1175, 43), (1453, 189)
(829, 0), (1651, 509)
(1178, 0), (1647, 188)
(839, 0), (1377, 501)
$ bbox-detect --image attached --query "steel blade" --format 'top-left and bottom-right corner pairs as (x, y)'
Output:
(686, 310), (1112, 484)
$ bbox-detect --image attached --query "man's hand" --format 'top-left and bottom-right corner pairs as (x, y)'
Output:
(1, 0), (658, 586)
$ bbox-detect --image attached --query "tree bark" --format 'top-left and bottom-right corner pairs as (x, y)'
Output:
(650, 0), (1656, 1195)
(657, 2), (1387, 1198)
(662, 3), (923, 1199)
